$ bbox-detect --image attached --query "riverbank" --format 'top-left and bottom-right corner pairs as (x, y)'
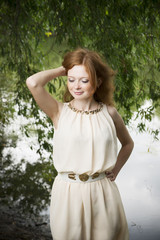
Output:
(0, 205), (52, 240)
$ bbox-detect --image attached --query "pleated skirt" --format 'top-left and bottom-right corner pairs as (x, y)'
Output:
(50, 174), (129, 240)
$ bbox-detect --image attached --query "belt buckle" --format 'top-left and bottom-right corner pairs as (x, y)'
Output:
(79, 173), (89, 182)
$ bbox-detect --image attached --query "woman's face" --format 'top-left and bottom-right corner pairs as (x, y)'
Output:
(67, 65), (95, 100)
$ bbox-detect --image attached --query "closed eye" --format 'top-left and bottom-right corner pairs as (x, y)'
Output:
(68, 78), (75, 82)
(82, 79), (89, 83)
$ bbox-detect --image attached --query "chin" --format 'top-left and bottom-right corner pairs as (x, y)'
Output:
(72, 93), (84, 98)
(73, 96), (83, 99)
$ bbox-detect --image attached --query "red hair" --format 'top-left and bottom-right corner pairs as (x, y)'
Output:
(62, 48), (115, 106)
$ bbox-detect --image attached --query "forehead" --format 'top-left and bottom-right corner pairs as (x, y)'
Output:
(68, 65), (89, 78)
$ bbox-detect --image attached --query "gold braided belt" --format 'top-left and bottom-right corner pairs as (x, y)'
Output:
(58, 172), (106, 183)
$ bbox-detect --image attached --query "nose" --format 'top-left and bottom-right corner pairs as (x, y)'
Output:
(74, 80), (81, 89)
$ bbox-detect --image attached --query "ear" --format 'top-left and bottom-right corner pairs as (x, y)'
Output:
(97, 78), (102, 88)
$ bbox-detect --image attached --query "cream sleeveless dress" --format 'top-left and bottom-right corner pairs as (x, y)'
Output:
(50, 102), (129, 240)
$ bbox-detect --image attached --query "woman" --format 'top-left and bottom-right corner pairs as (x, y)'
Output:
(26, 48), (134, 240)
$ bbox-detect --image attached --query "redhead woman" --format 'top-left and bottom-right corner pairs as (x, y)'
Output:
(26, 48), (134, 240)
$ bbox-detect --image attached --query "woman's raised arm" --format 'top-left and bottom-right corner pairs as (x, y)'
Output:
(26, 66), (66, 126)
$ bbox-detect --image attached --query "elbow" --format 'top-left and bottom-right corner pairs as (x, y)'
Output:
(26, 76), (37, 88)
(123, 139), (134, 153)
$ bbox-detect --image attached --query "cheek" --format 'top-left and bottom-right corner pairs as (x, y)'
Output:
(67, 81), (72, 89)
(86, 85), (95, 94)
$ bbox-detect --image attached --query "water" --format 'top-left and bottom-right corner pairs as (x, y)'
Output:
(116, 115), (160, 240)
(2, 103), (160, 240)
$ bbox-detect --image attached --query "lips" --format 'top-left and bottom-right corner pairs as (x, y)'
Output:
(74, 92), (83, 95)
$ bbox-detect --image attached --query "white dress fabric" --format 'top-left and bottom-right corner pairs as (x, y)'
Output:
(50, 102), (129, 240)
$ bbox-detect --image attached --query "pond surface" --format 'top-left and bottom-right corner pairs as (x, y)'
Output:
(117, 116), (160, 240)
(3, 105), (160, 240)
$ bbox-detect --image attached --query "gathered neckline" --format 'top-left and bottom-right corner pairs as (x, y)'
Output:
(67, 102), (103, 115)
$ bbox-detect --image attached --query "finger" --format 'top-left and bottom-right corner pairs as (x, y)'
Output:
(110, 176), (115, 181)
(105, 171), (113, 177)
(105, 171), (112, 176)
(105, 172), (115, 181)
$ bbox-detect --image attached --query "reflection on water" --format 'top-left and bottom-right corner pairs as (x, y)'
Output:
(117, 116), (160, 240)
(2, 104), (160, 239)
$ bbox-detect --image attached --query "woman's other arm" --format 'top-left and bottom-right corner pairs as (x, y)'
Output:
(26, 66), (66, 126)
(106, 106), (134, 181)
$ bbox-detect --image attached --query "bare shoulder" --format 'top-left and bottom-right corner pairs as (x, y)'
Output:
(106, 105), (134, 146)
(106, 105), (121, 123)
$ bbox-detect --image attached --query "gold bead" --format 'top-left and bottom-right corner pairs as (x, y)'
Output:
(68, 102), (103, 115)
(92, 172), (100, 179)
(68, 173), (76, 180)
(79, 173), (89, 182)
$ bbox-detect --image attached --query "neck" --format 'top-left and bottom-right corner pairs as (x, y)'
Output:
(71, 98), (98, 111)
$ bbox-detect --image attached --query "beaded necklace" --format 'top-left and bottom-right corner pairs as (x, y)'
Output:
(68, 102), (103, 115)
